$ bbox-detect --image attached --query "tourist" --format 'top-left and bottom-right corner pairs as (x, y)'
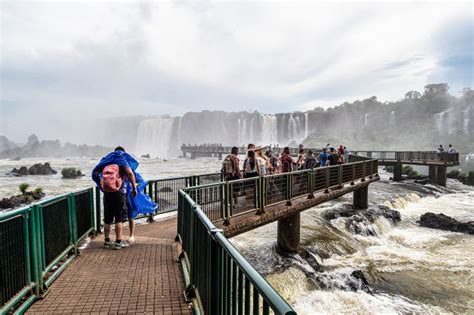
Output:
(243, 150), (261, 178)
(337, 145), (345, 156)
(266, 150), (279, 175)
(93, 147), (138, 249)
(328, 148), (339, 166)
(280, 147), (295, 173)
(247, 143), (256, 151)
(304, 150), (318, 169)
(318, 148), (330, 167)
(221, 146), (242, 181)
(296, 148), (305, 170)
(448, 144), (456, 153)
(255, 147), (268, 176)
(437, 144), (444, 160)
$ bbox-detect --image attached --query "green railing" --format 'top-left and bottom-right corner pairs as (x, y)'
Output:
(351, 151), (459, 164)
(0, 188), (95, 314)
(178, 191), (296, 315)
(183, 159), (379, 224)
(177, 158), (379, 314)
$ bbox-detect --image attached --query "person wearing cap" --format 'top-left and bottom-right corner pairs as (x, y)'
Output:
(266, 150), (279, 174)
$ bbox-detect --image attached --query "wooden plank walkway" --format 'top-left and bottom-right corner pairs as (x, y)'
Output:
(27, 217), (191, 314)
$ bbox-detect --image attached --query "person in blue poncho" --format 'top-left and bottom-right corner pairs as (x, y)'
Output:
(92, 146), (157, 249)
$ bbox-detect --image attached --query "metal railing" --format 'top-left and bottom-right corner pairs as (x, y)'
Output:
(183, 159), (379, 224)
(178, 191), (296, 315)
(0, 188), (95, 314)
(351, 151), (459, 164)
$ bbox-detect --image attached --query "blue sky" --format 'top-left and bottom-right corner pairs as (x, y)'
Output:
(0, 1), (473, 143)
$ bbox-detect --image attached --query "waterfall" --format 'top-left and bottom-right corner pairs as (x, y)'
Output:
(463, 109), (470, 135)
(135, 116), (175, 158)
(288, 113), (297, 143)
(434, 108), (454, 134)
(261, 114), (278, 145)
(177, 117), (183, 147)
(389, 111), (396, 127)
(249, 116), (256, 142)
(304, 112), (309, 140)
(447, 111), (456, 135)
(364, 113), (372, 127)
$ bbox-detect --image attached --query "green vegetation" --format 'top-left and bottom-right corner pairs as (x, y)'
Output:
(61, 167), (83, 179)
(448, 169), (463, 178)
(34, 187), (43, 194)
(402, 166), (420, 177)
(19, 183), (29, 194)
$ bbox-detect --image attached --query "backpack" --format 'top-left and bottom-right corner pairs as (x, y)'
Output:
(305, 156), (317, 169)
(101, 164), (123, 192)
(221, 155), (236, 179)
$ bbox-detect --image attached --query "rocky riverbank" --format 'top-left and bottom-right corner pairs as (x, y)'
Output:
(10, 163), (57, 176)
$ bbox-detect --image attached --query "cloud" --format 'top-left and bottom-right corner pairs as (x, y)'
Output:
(0, 1), (472, 143)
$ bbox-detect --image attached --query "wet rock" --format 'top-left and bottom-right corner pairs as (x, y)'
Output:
(344, 206), (401, 236)
(29, 163), (57, 175)
(0, 191), (45, 209)
(299, 249), (322, 272)
(141, 154), (150, 159)
(419, 212), (474, 235)
(159, 187), (173, 193)
(11, 166), (29, 176)
(414, 178), (430, 185)
(348, 270), (372, 293)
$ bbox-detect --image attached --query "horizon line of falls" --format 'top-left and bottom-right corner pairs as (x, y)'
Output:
(135, 117), (176, 158)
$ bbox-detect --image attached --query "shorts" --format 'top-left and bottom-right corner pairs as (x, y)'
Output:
(103, 191), (128, 224)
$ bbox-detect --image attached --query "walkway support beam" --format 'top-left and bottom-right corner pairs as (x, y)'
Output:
(277, 212), (300, 254)
(436, 166), (447, 187)
(393, 162), (403, 181)
(429, 166), (437, 184)
(353, 186), (368, 209)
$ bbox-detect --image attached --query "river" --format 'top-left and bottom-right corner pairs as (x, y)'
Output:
(1, 157), (472, 314)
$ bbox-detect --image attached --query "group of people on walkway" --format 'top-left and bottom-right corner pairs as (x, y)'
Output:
(437, 144), (457, 160)
(221, 143), (350, 180)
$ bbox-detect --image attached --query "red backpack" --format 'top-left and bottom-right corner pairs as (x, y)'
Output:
(101, 164), (123, 192)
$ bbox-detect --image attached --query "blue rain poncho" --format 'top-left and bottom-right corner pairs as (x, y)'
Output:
(92, 151), (157, 218)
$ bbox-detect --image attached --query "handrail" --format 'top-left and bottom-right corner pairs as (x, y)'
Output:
(1, 187), (95, 314)
(178, 190), (296, 315)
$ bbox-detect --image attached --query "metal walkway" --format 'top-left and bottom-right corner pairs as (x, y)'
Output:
(27, 217), (191, 314)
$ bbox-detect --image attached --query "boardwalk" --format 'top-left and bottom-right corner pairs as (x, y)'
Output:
(27, 217), (191, 314)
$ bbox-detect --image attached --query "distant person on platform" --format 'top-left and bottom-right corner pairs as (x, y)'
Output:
(92, 147), (157, 249)
(318, 148), (330, 167)
(448, 144), (456, 153)
(328, 148), (339, 166)
(265, 150), (279, 174)
(296, 148), (306, 170)
(280, 147), (295, 173)
(437, 144), (444, 160)
(221, 146), (242, 181)
(305, 150), (318, 169)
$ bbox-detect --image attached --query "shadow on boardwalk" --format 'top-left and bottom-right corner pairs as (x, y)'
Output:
(27, 217), (192, 314)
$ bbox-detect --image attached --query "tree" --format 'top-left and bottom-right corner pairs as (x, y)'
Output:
(404, 91), (421, 100)
(424, 83), (449, 97)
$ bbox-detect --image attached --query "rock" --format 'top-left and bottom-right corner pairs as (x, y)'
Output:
(419, 212), (474, 235)
(0, 197), (21, 209)
(299, 248), (322, 272)
(414, 178), (430, 185)
(159, 187), (173, 193)
(348, 270), (372, 293)
(345, 206), (401, 236)
(141, 154), (150, 159)
(28, 163), (57, 175)
(11, 156), (21, 161)
(11, 166), (29, 176)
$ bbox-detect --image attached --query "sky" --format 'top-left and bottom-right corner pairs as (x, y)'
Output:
(0, 0), (473, 143)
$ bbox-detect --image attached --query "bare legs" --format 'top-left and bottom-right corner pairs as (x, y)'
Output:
(128, 218), (135, 242)
(104, 222), (123, 241)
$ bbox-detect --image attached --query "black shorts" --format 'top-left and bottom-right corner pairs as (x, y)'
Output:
(103, 192), (128, 224)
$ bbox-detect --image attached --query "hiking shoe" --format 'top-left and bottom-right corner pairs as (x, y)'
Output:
(113, 242), (130, 250)
(104, 240), (113, 249)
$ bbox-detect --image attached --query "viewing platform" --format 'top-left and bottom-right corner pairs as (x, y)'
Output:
(2, 149), (449, 314)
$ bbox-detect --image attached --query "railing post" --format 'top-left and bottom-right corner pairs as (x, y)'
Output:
(324, 168), (330, 193)
(351, 163), (356, 185)
(95, 187), (102, 234)
(224, 182), (231, 225)
(361, 161), (366, 182)
(308, 170), (315, 199)
(338, 165), (343, 188)
(286, 173), (292, 206)
(68, 194), (78, 255)
(257, 177), (265, 214)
